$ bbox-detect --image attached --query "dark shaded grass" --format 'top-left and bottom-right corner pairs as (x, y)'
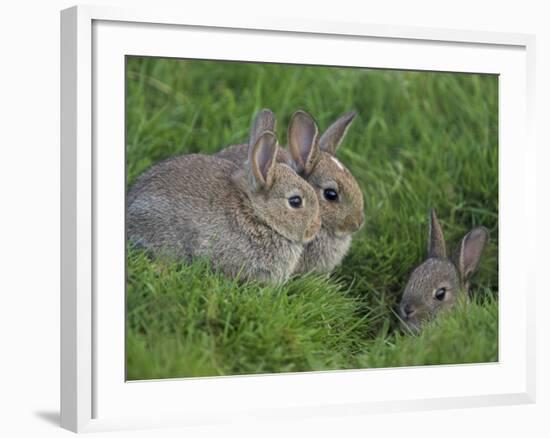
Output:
(126, 57), (498, 379)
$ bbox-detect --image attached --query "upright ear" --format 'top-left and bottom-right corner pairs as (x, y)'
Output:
(456, 227), (489, 284)
(288, 110), (320, 175)
(319, 111), (356, 155)
(428, 209), (447, 258)
(249, 109), (276, 147)
(249, 131), (278, 189)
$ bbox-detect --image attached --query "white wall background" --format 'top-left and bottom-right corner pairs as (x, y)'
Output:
(0, 1), (547, 437)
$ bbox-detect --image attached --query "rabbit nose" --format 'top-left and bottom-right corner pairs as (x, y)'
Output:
(402, 303), (416, 319)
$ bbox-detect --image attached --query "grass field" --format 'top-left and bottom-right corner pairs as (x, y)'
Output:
(125, 56), (499, 380)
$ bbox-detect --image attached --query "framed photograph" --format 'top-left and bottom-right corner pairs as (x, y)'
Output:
(60, 5), (536, 433)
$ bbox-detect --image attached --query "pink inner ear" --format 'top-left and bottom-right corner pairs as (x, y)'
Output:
(289, 111), (318, 172)
(297, 139), (312, 166)
(253, 134), (277, 185)
(260, 157), (273, 180)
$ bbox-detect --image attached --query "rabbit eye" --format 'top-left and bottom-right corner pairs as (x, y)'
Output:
(288, 196), (303, 208)
(434, 287), (447, 301)
(323, 188), (339, 202)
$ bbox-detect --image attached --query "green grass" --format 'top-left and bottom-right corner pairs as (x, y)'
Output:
(358, 292), (498, 368)
(125, 56), (499, 380)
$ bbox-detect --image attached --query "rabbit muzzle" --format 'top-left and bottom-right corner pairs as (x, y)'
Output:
(338, 210), (365, 235)
(399, 299), (431, 333)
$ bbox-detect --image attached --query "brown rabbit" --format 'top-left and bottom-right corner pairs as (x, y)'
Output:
(127, 110), (321, 284)
(399, 209), (489, 332)
(216, 110), (364, 274)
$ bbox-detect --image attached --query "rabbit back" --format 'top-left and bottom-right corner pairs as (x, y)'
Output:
(214, 143), (248, 166)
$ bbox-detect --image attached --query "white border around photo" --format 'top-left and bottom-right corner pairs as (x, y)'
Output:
(60, 5), (536, 433)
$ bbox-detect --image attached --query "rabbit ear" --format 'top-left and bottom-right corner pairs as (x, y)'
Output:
(249, 109), (276, 148)
(456, 227), (489, 284)
(249, 131), (278, 189)
(428, 209), (446, 258)
(319, 111), (356, 155)
(288, 110), (320, 175)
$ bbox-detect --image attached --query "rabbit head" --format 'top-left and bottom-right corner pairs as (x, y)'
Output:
(287, 110), (365, 238)
(399, 209), (489, 332)
(232, 109), (321, 244)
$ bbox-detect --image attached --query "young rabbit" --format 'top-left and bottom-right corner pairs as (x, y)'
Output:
(216, 110), (364, 274)
(127, 110), (321, 284)
(399, 209), (489, 332)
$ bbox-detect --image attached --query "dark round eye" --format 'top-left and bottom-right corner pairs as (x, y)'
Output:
(434, 287), (446, 301)
(323, 188), (339, 202)
(288, 196), (303, 208)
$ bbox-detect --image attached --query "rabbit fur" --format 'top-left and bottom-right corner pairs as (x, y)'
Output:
(127, 110), (321, 284)
(216, 109), (365, 275)
(399, 209), (489, 332)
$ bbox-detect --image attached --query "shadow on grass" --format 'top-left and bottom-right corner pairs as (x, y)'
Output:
(34, 410), (59, 427)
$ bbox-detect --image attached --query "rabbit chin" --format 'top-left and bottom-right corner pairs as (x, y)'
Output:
(326, 226), (350, 239)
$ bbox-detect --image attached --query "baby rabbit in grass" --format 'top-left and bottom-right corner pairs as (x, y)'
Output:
(399, 209), (489, 333)
(216, 109), (364, 274)
(127, 109), (321, 284)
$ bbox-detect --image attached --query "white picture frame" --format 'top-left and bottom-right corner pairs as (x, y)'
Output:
(60, 4), (536, 433)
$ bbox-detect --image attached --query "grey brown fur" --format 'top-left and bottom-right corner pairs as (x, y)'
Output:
(127, 110), (321, 284)
(399, 209), (489, 332)
(216, 109), (365, 275)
